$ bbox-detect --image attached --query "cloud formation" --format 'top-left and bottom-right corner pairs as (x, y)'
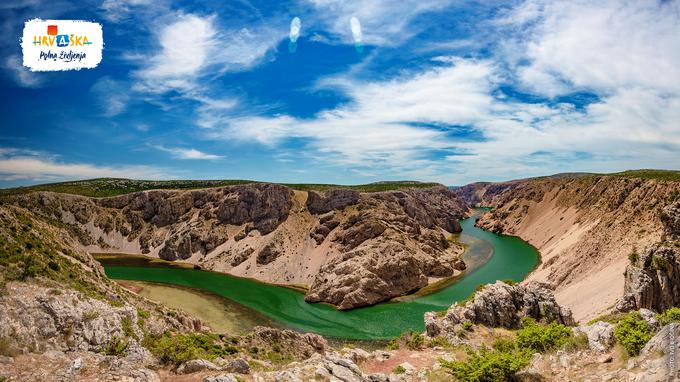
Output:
(290, 17), (301, 43)
(153, 145), (224, 160)
(0, 148), (170, 182)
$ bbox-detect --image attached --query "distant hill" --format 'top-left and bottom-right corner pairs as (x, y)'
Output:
(0, 178), (442, 198)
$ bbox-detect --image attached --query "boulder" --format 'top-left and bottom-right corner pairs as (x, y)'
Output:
(617, 245), (680, 312)
(573, 321), (615, 352)
(177, 359), (219, 374)
(425, 281), (574, 335)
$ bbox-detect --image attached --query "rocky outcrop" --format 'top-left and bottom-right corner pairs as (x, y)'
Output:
(242, 327), (327, 361)
(9, 183), (469, 309)
(616, 200), (680, 313)
(425, 281), (574, 337)
(573, 321), (616, 352)
(616, 245), (680, 312)
(306, 189), (360, 214)
(305, 186), (467, 309)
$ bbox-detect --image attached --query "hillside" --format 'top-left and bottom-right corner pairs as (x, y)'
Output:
(467, 172), (680, 322)
(0, 178), (441, 198)
(6, 182), (468, 309)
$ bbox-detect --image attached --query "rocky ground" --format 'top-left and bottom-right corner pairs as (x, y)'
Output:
(465, 174), (680, 322)
(7, 184), (468, 309)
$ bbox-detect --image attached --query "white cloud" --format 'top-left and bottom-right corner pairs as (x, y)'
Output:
(153, 145), (224, 160)
(350, 17), (362, 44)
(306, 0), (453, 46)
(91, 77), (130, 116)
(209, 59), (495, 170)
(503, 0), (680, 96)
(100, 0), (157, 22)
(0, 148), (170, 181)
(133, 13), (281, 94)
(5, 55), (40, 87)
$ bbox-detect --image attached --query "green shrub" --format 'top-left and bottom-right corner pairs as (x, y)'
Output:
(440, 346), (531, 382)
(393, 365), (406, 374)
(102, 336), (128, 356)
(515, 318), (573, 353)
(462, 322), (474, 331)
(121, 317), (136, 339)
(427, 336), (451, 348)
(143, 333), (237, 365)
(386, 338), (399, 350)
(405, 331), (425, 350)
(614, 312), (651, 356)
(628, 250), (639, 264)
(658, 307), (680, 325)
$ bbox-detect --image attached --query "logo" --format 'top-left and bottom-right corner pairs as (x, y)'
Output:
(22, 19), (103, 71)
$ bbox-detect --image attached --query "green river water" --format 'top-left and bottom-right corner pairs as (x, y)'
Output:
(102, 209), (539, 340)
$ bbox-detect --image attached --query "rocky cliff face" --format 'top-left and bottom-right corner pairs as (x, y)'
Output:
(471, 175), (680, 322)
(617, 201), (680, 313)
(424, 281), (574, 338)
(9, 183), (468, 309)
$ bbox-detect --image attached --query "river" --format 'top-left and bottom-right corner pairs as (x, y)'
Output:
(100, 209), (538, 340)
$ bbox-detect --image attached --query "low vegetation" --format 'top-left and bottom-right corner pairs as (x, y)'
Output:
(441, 318), (585, 382)
(0, 177), (441, 198)
(143, 332), (237, 365)
(614, 312), (651, 356)
(657, 307), (680, 326)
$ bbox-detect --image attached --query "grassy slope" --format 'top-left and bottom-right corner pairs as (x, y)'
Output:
(0, 178), (441, 198)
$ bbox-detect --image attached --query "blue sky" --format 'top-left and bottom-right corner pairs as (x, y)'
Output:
(0, 0), (678, 187)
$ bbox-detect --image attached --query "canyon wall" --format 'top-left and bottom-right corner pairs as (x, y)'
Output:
(8, 183), (469, 309)
(467, 175), (680, 322)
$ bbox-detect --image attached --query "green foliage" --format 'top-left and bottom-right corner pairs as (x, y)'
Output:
(121, 316), (136, 339)
(515, 318), (573, 353)
(440, 346), (531, 382)
(386, 338), (399, 350)
(0, 177), (440, 198)
(628, 249), (639, 264)
(143, 333), (238, 365)
(657, 307), (680, 325)
(102, 336), (129, 356)
(462, 322), (474, 331)
(501, 279), (515, 286)
(614, 312), (651, 356)
(83, 311), (99, 321)
(0, 337), (18, 357)
(405, 331), (425, 350)
(427, 336), (452, 348)
(608, 169), (680, 182)
(393, 365), (407, 374)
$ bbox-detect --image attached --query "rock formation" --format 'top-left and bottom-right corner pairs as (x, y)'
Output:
(616, 201), (680, 312)
(471, 174), (680, 322)
(8, 183), (468, 309)
(425, 281), (574, 338)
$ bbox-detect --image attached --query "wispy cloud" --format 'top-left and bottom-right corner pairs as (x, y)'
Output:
(5, 55), (40, 88)
(152, 145), (224, 160)
(91, 77), (130, 116)
(0, 148), (171, 181)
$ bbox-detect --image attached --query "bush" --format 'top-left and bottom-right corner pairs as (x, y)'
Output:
(614, 312), (651, 356)
(144, 333), (237, 365)
(658, 307), (680, 325)
(440, 346), (531, 382)
(406, 331), (425, 350)
(393, 365), (406, 374)
(102, 336), (128, 356)
(515, 318), (573, 353)
(628, 250), (639, 264)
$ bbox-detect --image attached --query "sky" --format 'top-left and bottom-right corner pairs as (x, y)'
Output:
(0, 0), (678, 187)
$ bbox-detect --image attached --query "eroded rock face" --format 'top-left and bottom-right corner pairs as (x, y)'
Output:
(305, 186), (468, 309)
(617, 245), (680, 312)
(425, 281), (574, 336)
(242, 327), (327, 361)
(661, 201), (680, 240)
(306, 189), (360, 214)
(573, 321), (615, 353)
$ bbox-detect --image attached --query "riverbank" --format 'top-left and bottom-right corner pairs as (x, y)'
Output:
(97, 210), (539, 339)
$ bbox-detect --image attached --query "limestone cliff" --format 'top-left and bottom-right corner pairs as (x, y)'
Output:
(468, 174), (680, 322)
(8, 183), (468, 309)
